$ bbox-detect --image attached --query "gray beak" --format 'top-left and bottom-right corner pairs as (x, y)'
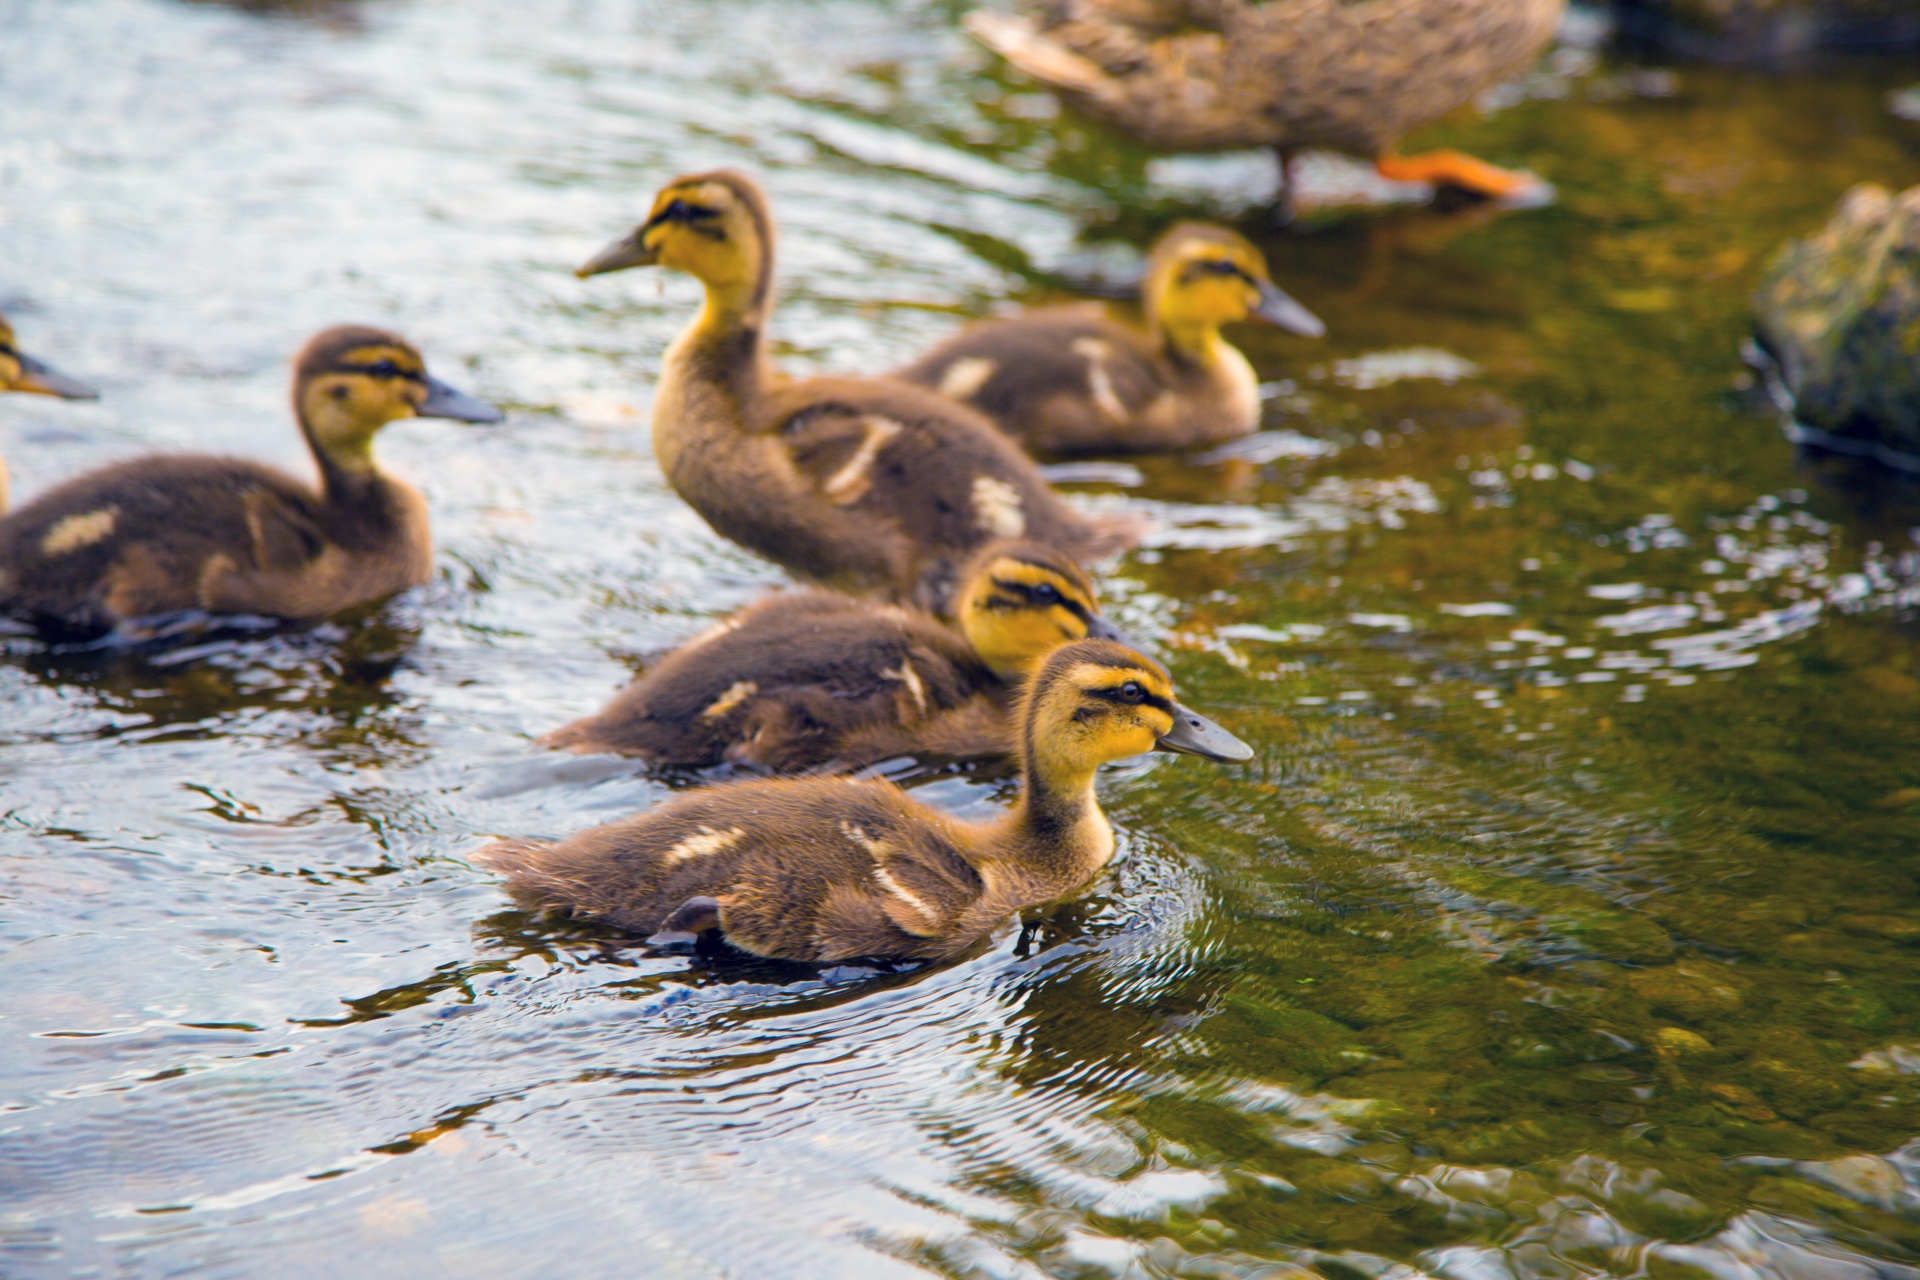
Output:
(576, 228), (657, 279)
(1085, 612), (1143, 651)
(15, 352), (99, 400)
(418, 376), (503, 424)
(1253, 281), (1326, 338)
(1156, 702), (1254, 763)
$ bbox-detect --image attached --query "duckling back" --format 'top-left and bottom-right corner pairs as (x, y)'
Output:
(542, 590), (1000, 771)
(479, 777), (992, 963)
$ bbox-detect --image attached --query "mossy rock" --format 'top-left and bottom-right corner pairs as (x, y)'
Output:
(1614, 0), (1920, 57)
(1754, 183), (1920, 454)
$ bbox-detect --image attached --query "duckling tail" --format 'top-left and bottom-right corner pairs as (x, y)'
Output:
(469, 837), (554, 875)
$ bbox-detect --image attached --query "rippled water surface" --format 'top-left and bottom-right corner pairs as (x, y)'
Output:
(9, 1), (1920, 1275)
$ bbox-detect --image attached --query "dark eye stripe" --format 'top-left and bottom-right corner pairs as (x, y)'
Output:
(1184, 259), (1255, 284)
(338, 362), (424, 382)
(1085, 685), (1173, 712)
(989, 577), (1092, 616)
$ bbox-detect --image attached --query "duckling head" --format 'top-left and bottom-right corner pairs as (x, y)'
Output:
(0, 314), (98, 400)
(293, 326), (501, 472)
(1020, 638), (1252, 794)
(954, 540), (1132, 682)
(576, 170), (773, 310)
(1145, 224), (1324, 351)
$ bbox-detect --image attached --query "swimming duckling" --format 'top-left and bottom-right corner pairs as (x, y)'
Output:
(1, 313), (99, 513)
(576, 169), (1139, 611)
(0, 325), (500, 635)
(479, 638), (1251, 963)
(898, 223), (1322, 455)
(542, 539), (1130, 771)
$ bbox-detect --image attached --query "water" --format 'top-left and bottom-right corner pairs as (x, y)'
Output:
(7, 1), (1920, 1275)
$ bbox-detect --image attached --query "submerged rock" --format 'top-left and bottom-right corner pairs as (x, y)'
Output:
(1614, 0), (1920, 59)
(1753, 183), (1920, 458)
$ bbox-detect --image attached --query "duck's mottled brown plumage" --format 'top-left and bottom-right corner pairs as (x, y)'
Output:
(542, 540), (1119, 771)
(899, 223), (1318, 454)
(0, 325), (497, 634)
(577, 170), (1139, 611)
(967, 0), (1565, 158)
(480, 639), (1253, 964)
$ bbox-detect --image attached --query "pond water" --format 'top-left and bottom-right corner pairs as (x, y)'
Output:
(8, 1), (1920, 1275)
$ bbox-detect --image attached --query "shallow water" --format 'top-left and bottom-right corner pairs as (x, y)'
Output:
(8, 1), (1920, 1275)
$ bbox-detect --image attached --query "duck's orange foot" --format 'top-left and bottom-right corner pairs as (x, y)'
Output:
(1375, 150), (1553, 206)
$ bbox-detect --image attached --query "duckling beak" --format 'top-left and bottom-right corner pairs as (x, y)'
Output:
(1156, 702), (1254, 763)
(1085, 612), (1140, 650)
(417, 376), (504, 424)
(576, 228), (657, 278)
(1252, 281), (1325, 338)
(14, 352), (99, 400)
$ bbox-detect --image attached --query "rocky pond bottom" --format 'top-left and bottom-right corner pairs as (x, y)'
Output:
(6, 2), (1920, 1277)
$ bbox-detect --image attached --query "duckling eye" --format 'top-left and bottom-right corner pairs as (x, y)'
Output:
(367, 360), (400, 379)
(1033, 583), (1061, 605)
(1119, 681), (1144, 703)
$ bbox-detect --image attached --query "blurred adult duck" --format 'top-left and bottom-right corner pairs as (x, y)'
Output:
(0, 313), (99, 512)
(967, 0), (1561, 209)
(575, 169), (1138, 613)
(543, 539), (1129, 771)
(0, 325), (500, 636)
(481, 638), (1251, 963)
(897, 222), (1321, 454)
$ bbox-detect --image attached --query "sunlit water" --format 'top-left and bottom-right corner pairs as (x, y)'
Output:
(8, 1), (1920, 1275)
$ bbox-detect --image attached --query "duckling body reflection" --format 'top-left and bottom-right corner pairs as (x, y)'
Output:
(899, 224), (1322, 455)
(543, 540), (1129, 771)
(577, 170), (1138, 610)
(0, 326), (499, 635)
(482, 639), (1252, 964)
(0, 313), (99, 514)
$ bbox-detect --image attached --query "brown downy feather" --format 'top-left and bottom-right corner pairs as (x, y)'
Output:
(577, 170), (1139, 610)
(542, 539), (1118, 772)
(0, 326), (495, 634)
(481, 638), (1249, 964)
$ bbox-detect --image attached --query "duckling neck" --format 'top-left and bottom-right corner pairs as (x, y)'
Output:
(1158, 320), (1229, 369)
(297, 424), (410, 546)
(998, 756), (1114, 890)
(652, 269), (777, 476)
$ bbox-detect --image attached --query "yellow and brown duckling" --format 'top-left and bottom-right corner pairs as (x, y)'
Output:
(898, 223), (1321, 455)
(967, 0), (1560, 208)
(0, 325), (500, 636)
(543, 540), (1130, 772)
(576, 169), (1139, 612)
(480, 638), (1251, 963)
(1, 313), (99, 513)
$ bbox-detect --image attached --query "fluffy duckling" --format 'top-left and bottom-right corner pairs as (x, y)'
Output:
(0, 325), (500, 635)
(967, 0), (1559, 209)
(542, 539), (1129, 771)
(1, 313), (99, 513)
(576, 169), (1138, 611)
(479, 638), (1252, 963)
(897, 223), (1322, 455)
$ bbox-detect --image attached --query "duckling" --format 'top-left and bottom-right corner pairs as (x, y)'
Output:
(543, 539), (1131, 771)
(479, 638), (1251, 963)
(1, 313), (99, 513)
(0, 325), (500, 635)
(966, 0), (1560, 210)
(897, 223), (1322, 455)
(576, 170), (1139, 611)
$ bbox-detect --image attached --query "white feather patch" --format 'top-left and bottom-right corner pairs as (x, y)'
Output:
(882, 662), (928, 716)
(970, 475), (1025, 538)
(659, 825), (745, 866)
(823, 415), (904, 505)
(937, 356), (997, 400)
(701, 680), (758, 721)
(1070, 336), (1128, 423)
(40, 507), (118, 556)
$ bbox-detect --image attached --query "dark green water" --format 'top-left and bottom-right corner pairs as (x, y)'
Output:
(7, 2), (1920, 1275)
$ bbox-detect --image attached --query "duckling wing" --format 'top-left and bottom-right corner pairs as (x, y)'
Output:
(770, 376), (1138, 604)
(478, 778), (990, 963)
(542, 591), (991, 771)
(898, 311), (1171, 454)
(0, 455), (329, 630)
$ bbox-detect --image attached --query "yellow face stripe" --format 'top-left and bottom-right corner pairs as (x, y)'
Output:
(339, 345), (424, 375)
